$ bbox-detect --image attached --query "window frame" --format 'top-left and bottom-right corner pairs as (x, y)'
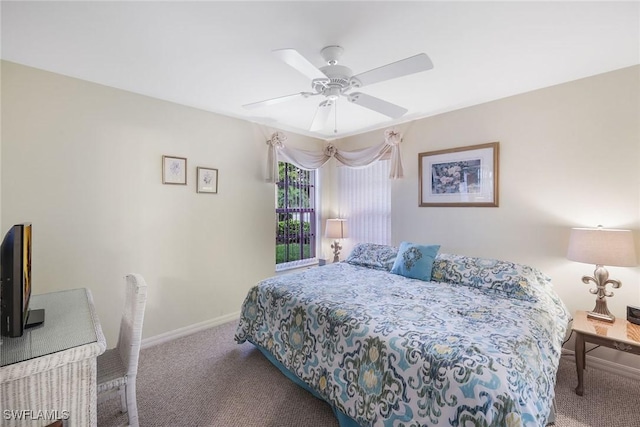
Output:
(275, 162), (318, 271)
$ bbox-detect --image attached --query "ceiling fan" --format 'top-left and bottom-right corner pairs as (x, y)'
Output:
(243, 45), (434, 133)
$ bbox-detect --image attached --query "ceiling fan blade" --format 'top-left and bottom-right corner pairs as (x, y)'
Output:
(352, 53), (433, 87)
(242, 93), (303, 110)
(310, 100), (334, 131)
(348, 92), (407, 118)
(273, 48), (327, 81)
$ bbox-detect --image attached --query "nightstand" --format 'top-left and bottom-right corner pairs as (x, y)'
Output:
(573, 310), (640, 396)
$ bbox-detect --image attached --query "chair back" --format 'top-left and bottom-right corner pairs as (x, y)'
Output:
(116, 273), (148, 379)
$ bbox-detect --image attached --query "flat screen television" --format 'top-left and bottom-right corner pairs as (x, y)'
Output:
(0, 223), (43, 337)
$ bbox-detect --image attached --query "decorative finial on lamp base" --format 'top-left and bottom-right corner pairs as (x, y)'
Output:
(331, 240), (342, 263)
(583, 264), (621, 323)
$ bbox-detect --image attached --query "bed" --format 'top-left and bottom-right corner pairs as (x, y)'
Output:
(235, 243), (570, 427)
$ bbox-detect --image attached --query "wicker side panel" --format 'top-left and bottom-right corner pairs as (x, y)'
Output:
(1, 356), (97, 427)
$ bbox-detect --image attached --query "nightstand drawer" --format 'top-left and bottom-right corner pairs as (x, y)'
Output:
(612, 341), (640, 354)
(585, 334), (640, 354)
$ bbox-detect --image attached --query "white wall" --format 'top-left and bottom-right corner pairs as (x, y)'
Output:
(339, 66), (640, 368)
(1, 61), (325, 345)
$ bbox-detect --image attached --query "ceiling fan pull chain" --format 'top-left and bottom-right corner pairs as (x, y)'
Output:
(334, 101), (338, 134)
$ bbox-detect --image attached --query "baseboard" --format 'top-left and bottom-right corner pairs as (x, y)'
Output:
(561, 348), (640, 381)
(142, 311), (241, 349)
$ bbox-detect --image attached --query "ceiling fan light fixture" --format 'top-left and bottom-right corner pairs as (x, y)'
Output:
(326, 87), (341, 101)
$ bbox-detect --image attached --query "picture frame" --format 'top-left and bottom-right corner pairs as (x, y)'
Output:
(419, 142), (499, 207)
(196, 167), (218, 194)
(162, 155), (187, 185)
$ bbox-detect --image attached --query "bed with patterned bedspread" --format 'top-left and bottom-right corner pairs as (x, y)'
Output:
(235, 244), (570, 427)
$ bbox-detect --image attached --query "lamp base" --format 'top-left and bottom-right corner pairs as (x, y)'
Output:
(586, 310), (615, 323)
(331, 240), (342, 263)
(582, 265), (620, 323)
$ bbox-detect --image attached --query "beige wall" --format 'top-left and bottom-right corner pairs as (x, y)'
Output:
(1, 61), (325, 344)
(3, 60), (639, 370)
(339, 66), (640, 367)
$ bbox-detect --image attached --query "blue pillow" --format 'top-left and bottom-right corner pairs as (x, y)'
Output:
(390, 242), (441, 281)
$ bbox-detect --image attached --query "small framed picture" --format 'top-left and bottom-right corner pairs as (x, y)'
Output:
(162, 155), (187, 185)
(197, 167), (218, 194)
(419, 142), (499, 207)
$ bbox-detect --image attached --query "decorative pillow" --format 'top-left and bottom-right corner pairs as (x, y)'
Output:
(431, 253), (544, 302)
(345, 243), (398, 271)
(390, 242), (441, 281)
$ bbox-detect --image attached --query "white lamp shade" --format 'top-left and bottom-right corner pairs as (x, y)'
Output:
(567, 227), (637, 267)
(325, 219), (348, 239)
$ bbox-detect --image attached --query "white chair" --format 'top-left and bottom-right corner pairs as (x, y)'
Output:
(97, 274), (148, 427)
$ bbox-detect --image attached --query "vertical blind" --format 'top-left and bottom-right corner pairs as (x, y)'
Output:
(337, 159), (391, 246)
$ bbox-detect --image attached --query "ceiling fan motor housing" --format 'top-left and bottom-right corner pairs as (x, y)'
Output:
(315, 64), (354, 97)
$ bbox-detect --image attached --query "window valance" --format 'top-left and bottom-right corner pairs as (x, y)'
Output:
(265, 128), (404, 182)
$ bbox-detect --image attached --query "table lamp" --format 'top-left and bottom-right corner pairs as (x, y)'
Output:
(325, 219), (347, 263)
(567, 226), (637, 322)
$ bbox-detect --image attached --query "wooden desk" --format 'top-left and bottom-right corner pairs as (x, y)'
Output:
(0, 289), (106, 426)
(573, 310), (640, 396)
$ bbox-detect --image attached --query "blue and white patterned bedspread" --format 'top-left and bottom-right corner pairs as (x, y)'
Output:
(235, 262), (569, 427)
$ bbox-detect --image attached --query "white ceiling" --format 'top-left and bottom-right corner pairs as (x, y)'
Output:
(2, 1), (639, 140)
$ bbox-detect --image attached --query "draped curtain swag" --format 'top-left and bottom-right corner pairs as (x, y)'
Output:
(265, 128), (404, 182)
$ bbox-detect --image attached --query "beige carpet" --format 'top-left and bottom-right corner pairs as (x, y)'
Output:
(98, 321), (640, 426)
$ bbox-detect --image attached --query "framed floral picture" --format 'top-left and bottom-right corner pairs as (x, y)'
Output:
(196, 167), (218, 194)
(419, 142), (499, 207)
(162, 155), (187, 185)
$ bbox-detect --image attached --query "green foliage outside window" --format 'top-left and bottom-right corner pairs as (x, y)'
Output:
(277, 162), (312, 209)
(276, 243), (312, 263)
(277, 220), (311, 242)
(276, 162), (315, 265)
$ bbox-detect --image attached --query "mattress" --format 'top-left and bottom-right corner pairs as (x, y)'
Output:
(235, 257), (569, 426)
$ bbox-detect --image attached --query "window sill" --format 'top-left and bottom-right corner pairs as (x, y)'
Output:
(275, 258), (318, 273)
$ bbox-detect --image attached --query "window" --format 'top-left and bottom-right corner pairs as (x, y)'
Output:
(276, 162), (316, 270)
(338, 159), (391, 245)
